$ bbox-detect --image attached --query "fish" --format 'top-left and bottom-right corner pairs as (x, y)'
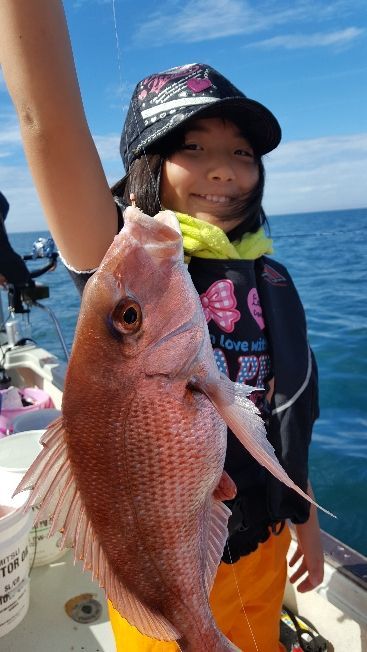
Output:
(15, 207), (328, 652)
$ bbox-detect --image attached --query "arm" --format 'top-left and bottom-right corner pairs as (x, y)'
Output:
(288, 480), (324, 592)
(0, 0), (118, 269)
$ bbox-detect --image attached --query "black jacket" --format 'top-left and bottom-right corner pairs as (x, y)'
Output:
(0, 191), (34, 288)
(258, 256), (319, 521)
(219, 256), (319, 561)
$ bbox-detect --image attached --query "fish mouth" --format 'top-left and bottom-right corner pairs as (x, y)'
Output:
(124, 207), (182, 243)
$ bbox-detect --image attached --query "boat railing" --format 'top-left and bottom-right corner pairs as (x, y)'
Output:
(0, 236), (70, 362)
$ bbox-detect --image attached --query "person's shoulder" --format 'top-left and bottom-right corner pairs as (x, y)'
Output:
(262, 255), (288, 273)
(258, 255), (295, 286)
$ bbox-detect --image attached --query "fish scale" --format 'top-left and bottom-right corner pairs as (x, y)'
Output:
(14, 207), (326, 651)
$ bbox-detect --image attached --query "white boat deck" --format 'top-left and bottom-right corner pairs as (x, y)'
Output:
(1, 551), (116, 652)
(2, 541), (366, 652)
(286, 537), (367, 652)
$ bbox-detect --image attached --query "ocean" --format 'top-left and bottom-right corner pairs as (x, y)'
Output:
(4, 207), (367, 556)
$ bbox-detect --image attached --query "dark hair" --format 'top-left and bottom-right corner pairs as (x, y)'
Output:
(111, 115), (269, 240)
(0, 192), (10, 222)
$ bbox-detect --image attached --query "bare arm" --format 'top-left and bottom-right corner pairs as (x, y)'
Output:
(288, 480), (324, 592)
(0, 0), (118, 269)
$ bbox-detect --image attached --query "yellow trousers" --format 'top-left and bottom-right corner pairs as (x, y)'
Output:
(108, 525), (291, 652)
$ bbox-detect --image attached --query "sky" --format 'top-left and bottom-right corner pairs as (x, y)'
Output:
(1, 0), (367, 232)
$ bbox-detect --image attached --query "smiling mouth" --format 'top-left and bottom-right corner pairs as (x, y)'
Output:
(193, 194), (234, 204)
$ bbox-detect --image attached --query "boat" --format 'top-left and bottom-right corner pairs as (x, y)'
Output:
(0, 246), (366, 652)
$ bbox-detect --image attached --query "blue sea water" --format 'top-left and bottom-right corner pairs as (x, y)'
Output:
(4, 207), (367, 556)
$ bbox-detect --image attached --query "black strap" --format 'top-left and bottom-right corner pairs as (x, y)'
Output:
(282, 607), (327, 652)
(115, 199), (125, 233)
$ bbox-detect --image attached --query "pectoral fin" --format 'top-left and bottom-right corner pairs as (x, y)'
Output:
(203, 374), (335, 518)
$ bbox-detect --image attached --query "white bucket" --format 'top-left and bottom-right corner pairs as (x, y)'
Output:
(0, 471), (33, 638)
(0, 430), (66, 567)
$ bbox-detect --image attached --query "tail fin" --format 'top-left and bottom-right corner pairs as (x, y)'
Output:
(206, 375), (334, 518)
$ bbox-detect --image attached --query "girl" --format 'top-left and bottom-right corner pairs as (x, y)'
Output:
(0, 2), (324, 651)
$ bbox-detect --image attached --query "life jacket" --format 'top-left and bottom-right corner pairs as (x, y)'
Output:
(188, 255), (319, 561)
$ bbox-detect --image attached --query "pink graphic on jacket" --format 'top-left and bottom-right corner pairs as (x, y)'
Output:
(247, 288), (265, 330)
(200, 280), (240, 333)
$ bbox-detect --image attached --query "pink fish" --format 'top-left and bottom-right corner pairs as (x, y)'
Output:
(15, 207), (326, 651)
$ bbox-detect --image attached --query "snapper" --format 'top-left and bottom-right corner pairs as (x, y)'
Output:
(15, 207), (322, 652)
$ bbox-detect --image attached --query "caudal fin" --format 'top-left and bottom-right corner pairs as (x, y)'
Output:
(205, 375), (334, 518)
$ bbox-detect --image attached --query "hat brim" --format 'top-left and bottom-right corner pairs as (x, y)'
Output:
(187, 97), (281, 155)
(132, 96), (281, 163)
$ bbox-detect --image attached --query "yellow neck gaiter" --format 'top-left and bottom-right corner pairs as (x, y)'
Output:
(175, 212), (273, 262)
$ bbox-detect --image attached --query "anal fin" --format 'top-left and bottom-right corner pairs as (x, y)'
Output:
(204, 499), (231, 594)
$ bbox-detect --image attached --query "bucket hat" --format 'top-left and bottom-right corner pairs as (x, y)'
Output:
(121, 63), (281, 169)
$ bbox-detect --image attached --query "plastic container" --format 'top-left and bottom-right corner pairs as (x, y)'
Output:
(0, 430), (66, 567)
(0, 415), (12, 438)
(0, 387), (53, 424)
(0, 470), (33, 638)
(5, 316), (23, 347)
(12, 408), (61, 433)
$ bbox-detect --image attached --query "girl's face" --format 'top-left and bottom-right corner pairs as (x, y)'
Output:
(160, 117), (259, 232)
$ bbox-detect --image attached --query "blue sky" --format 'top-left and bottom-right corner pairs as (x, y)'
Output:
(1, 0), (366, 232)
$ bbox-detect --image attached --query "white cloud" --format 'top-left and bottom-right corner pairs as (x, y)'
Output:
(92, 134), (124, 185)
(0, 163), (48, 233)
(246, 27), (364, 50)
(0, 113), (23, 164)
(93, 134), (120, 161)
(266, 133), (367, 168)
(72, 0), (110, 8)
(0, 127), (22, 151)
(264, 133), (367, 214)
(0, 128), (123, 232)
(134, 0), (364, 45)
(105, 81), (134, 113)
(134, 0), (287, 44)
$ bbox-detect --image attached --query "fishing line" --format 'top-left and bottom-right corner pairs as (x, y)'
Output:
(111, 0), (131, 176)
(110, 4), (259, 649)
(225, 541), (260, 652)
(111, 0), (162, 209)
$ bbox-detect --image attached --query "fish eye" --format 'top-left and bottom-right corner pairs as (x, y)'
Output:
(123, 306), (138, 324)
(111, 299), (142, 335)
